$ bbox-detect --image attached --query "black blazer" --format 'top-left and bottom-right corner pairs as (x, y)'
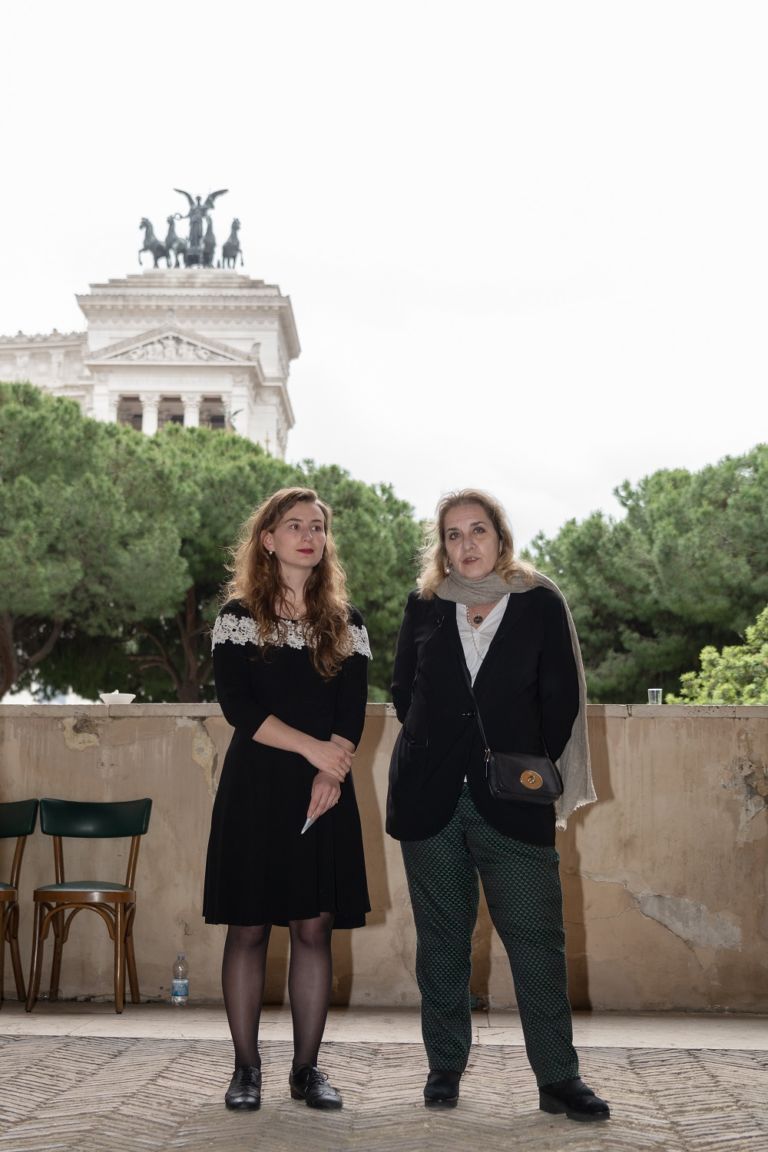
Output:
(386, 587), (579, 844)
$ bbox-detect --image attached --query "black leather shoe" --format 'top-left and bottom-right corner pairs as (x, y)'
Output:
(424, 1069), (461, 1108)
(289, 1065), (343, 1110)
(539, 1076), (610, 1122)
(225, 1065), (262, 1110)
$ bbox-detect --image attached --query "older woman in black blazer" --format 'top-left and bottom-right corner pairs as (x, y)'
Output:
(388, 489), (609, 1123)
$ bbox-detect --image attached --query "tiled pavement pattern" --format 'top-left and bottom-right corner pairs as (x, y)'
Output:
(1, 1035), (767, 1152)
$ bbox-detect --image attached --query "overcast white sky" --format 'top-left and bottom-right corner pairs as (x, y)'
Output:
(2, 0), (766, 548)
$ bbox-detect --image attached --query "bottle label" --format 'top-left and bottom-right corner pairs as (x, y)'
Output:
(171, 978), (189, 997)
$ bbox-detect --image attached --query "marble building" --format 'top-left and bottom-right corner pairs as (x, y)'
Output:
(0, 269), (299, 457)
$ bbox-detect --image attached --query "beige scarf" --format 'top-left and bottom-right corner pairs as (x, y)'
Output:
(435, 568), (597, 827)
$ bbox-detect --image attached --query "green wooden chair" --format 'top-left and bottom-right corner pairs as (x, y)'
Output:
(0, 799), (39, 1006)
(26, 798), (152, 1014)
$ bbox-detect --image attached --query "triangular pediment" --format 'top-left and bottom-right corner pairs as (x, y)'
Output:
(85, 328), (255, 367)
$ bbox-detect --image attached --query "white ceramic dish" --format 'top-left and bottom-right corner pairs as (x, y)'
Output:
(99, 692), (136, 705)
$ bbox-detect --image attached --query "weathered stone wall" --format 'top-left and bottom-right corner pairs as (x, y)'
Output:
(1, 703), (766, 1010)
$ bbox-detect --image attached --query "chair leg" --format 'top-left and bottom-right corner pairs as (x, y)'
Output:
(9, 905), (26, 1002)
(0, 904), (6, 1007)
(125, 913), (140, 1004)
(114, 903), (125, 1013)
(49, 908), (65, 1001)
(26, 902), (46, 1012)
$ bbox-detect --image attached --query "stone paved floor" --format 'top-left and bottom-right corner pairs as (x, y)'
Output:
(0, 1004), (766, 1151)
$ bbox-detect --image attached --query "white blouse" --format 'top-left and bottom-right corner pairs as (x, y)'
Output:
(456, 595), (509, 683)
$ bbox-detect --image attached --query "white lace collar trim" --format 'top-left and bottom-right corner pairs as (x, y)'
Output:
(212, 612), (372, 659)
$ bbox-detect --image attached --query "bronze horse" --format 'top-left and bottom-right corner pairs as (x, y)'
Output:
(139, 218), (170, 268)
(203, 217), (216, 268)
(222, 219), (244, 268)
(164, 216), (188, 268)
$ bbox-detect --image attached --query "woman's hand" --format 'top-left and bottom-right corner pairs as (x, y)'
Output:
(252, 717), (356, 782)
(307, 771), (342, 822)
(303, 737), (353, 781)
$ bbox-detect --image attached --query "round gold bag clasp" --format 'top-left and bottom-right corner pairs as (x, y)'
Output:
(520, 770), (544, 790)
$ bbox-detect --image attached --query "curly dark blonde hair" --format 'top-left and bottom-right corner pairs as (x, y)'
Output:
(223, 487), (353, 678)
(418, 488), (534, 598)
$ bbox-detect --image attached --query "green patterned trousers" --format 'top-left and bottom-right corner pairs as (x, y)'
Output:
(400, 785), (580, 1086)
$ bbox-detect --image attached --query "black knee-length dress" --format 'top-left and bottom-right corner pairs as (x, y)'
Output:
(203, 598), (371, 928)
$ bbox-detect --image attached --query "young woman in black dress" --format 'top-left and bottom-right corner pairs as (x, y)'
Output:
(204, 487), (371, 1112)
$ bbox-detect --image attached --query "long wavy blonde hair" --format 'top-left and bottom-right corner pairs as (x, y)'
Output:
(223, 487), (352, 678)
(418, 488), (535, 598)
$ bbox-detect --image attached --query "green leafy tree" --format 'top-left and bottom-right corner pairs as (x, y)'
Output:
(20, 419), (420, 702)
(527, 445), (768, 702)
(122, 425), (298, 701)
(0, 384), (189, 698)
(38, 425), (298, 702)
(668, 605), (768, 704)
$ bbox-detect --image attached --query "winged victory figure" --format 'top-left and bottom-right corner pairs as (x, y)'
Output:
(173, 188), (229, 250)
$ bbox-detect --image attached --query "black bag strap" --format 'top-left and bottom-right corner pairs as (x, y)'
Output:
(459, 647), (551, 761)
(458, 655), (492, 756)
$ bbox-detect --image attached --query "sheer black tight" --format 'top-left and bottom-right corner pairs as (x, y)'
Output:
(288, 912), (334, 1071)
(222, 912), (334, 1071)
(222, 923), (271, 1069)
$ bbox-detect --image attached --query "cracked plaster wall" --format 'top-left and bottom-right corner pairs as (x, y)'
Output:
(1, 703), (766, 1010)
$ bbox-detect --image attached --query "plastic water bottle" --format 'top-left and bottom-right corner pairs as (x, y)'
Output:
(171, 953), (189, 1006)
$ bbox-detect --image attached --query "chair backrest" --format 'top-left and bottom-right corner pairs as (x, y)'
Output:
(39, 798), (152, 838)
(0, 799), (39, 839)
(0, 799), (38, 888)
(39, 798), (152, 888)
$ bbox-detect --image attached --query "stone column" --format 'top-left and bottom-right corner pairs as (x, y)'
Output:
(14, 353), (30, 382)
(140, 394), (159, 436)
(183, 393), (201, 428)
(91, 376), (111, 422)
(230, 376), (249, 436)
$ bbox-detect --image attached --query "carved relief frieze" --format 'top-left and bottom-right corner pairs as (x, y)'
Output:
(119, 336), (228, 363)
(86, 329), (250, 367)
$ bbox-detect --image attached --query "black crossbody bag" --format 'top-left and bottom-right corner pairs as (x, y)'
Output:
(462, 669), (563, 805)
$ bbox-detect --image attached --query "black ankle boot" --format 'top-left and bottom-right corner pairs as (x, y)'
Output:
(424, 1069), (461, 1108)
(539, 1076), (610, 1122)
